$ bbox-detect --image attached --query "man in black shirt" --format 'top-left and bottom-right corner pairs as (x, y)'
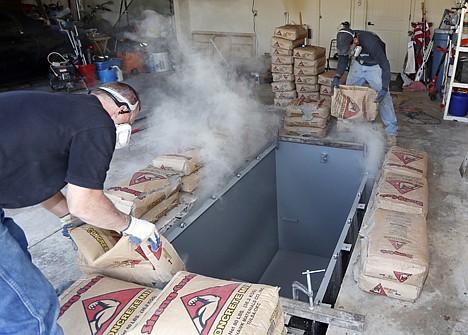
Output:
(331, 27), (398, 145)
(0, 82), (158, 334)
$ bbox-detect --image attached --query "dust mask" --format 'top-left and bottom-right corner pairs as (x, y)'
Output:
(115, 123), (132, 149)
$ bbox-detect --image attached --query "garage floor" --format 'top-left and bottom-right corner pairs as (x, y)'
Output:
(3, 68), (468, 335)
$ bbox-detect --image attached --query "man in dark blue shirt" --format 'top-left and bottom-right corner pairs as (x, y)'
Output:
(0, 83), (158, 334)
(331, 27), (398, 145)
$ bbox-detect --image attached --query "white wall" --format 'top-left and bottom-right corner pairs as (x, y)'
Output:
(174, 0), (455, 56)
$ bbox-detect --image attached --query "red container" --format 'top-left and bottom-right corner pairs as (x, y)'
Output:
(78, 64), (97, 87)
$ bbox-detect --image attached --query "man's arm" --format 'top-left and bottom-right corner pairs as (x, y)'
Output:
(65, 184), (129, 232)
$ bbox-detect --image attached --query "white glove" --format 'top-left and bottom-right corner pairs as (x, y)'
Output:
(60, 213), (84, 238)
(121, 217), (161, 251)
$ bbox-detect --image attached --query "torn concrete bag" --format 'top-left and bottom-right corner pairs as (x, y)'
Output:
(271, 36), (304, 50)
(272, 73), (295, 82)
(296, 83), (320, 92)
(318, 71), (347, 86)
(295, 75), (318, 85)
(152, 151), (202, 176)
(360, 208), (429, 288)
(275, 90), (297, 99)
(271, 64), (294, 74)
(286, 98), (331, 119)
(272, 55), (294, 65)
(57, 275), (161, 335)
(331, 85), (379, 121)
(294, 56), (326, 68)
(271, 81), (296, 92)
(105, 165), (181, 218)
(284, 116), (329, 129)
(181, 171), (200, 193)
(69, 224), (185, 288)
(133, 271), (286, 335)
(294, 64), (325, 76)
(283, 126), (328, 138)
(374, 171), (428, 216)
(293, 45), (326, 60)
(383, 146), (428, 178)
(274, 24), (308, 41)
(140, 192), (180, 223)
(271, 47), (293, 56)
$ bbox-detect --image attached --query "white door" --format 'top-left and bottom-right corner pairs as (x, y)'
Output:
(366, 0), (413, 72)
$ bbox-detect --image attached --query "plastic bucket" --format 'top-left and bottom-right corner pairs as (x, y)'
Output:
(448, 91), (468, 117)
(77, 64), (97, 87)
(95, 58), (122, 71)
(97, 67), (117, 83)
(151, 52), (172, 72)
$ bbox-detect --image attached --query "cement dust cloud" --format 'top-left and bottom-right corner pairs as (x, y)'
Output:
(125, 11), (280, 197)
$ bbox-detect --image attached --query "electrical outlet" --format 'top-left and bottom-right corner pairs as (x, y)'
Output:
(253, 9), (258, 16)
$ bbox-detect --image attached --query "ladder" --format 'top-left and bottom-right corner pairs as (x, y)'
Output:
(443, 5), (468, 122)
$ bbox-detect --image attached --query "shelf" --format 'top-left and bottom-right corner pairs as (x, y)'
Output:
(459, 46), (468, 53)
(443, 114), (468, 122)
(452, 83), (468, 89)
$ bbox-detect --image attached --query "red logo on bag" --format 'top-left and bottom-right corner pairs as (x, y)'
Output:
(82, 288), (143, 335)
(388, 239), (406, 250)
(394, 271), (412, 283)
(393, 152), (421, 165)
(343, 96), (360, 118)
(387, 179), (421, 194)
(181, 284), (240, 335)
(370, 283), (387, 296)
(130, 172), (166, 185)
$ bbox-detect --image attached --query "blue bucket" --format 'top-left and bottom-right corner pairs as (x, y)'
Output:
(97, 67), (117, 83)
(95, 58), (122, 71)
(449, 92), (468, 117)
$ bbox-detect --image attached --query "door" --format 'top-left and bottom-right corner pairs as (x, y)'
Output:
(366, 0), (413, 72)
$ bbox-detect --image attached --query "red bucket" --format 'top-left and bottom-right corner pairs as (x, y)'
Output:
(78, 64), (97, 87)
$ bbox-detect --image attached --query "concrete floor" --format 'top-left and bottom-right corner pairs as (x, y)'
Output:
(3, 69), (468, 335)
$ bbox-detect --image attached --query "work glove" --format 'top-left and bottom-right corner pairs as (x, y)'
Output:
(60, 213), (85, 238)
(121, 217), (161, 252)
(375, 88), (388, 103)
(330, 76), (340, 94)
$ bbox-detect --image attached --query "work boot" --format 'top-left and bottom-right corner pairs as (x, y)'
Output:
(387, 134), (397, 146)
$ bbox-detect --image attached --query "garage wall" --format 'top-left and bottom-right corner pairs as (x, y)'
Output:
(174, 0), (454, 56)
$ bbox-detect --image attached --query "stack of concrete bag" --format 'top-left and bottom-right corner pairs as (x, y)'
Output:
(293, 45), (326, 100)
(283, 97), (331, 138)
(152, 147), (203, 198)
(58, 272), (287, 335)
(105, 165), (182, 220)
(358, 146), (429, 302)
(330, 85), (379, 131)
(271, 25), (307, 107)
(317, 71), (347, 103)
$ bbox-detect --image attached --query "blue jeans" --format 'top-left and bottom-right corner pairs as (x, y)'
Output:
(346, 60), (398, 135)
(0, 209), (63, 335)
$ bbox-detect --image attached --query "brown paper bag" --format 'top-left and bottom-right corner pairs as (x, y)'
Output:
(294, 64), (325, 76)
(271, 37), (304, 50)
(271, 47), (293, 56)
(295, 75), (318, 85)
(132, 271), (283, 335)
(272, 73), (295, 82)
(58, 275), (161, 335)
(294, 56), (326, 68)
(274, 25), (308, 41)
(293, 45), (326, 60)
(383, 146), (428, 178)
(286, 98), (331, 119)
(271, 81), (296, 92)
(275, 90), (297, 99)
(272, 55), (294, 65)
(283, 126), (328, 138)
(331, 85), (379, 121)
(70, 224), (185, 288)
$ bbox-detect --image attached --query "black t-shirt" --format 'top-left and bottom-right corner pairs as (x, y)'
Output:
(0, 91), (116, 208)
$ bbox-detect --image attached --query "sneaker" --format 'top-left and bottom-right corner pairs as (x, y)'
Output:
(387, 135), (397, 146)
